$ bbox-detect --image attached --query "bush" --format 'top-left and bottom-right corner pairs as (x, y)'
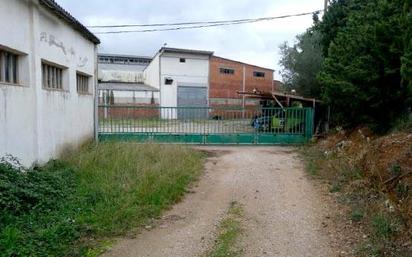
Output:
(371, 213), (400, 239)
(0, 159), (74, 216)
(0, 158), (78, 257)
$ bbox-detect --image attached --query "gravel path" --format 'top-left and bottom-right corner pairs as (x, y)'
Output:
(102, 147), (336, 257)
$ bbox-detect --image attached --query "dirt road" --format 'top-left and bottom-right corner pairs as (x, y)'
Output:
(102, 147), (336, 257)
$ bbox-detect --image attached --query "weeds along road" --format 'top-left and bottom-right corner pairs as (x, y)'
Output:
(102, 147), (335, 257)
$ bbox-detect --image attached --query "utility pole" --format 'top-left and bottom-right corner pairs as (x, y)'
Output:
(324, 0), (328, 12)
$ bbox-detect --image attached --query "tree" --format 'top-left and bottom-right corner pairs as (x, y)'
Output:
(401, 0), (412, 110)
(278, 29), (324, 98)
(318, 0), (412, 131)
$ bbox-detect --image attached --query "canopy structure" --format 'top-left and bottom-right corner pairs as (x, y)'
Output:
(237, 90), (322, 109)
(238, 90), (329, 136)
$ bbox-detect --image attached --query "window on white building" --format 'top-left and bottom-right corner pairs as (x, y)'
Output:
(42, 62), (64, 90)
(77, 72), (90, 94)
(165, 78), (174, 85)
(0, 49), (19, 84)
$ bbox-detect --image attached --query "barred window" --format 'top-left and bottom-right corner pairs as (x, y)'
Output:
(77, 73), (90, 94)
(42, 62), (64, 90)
(253, 71), (265, 78)
(219, 68), (235, 75)
(0, 49), (18, 84)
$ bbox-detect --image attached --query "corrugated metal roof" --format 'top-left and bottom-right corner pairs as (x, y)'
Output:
(99, 63), (148, 72)
(98, 53), (153, 60)
(39, 0), (100, 44)
(98, 82), (159, 92)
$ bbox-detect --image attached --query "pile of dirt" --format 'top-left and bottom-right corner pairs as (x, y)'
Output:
(317, 127), (412, 233)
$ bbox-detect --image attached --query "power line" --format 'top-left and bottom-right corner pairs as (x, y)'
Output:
(88, 19), (260, 28)
(88, 10), (321, 28)
(91, 10), (322, 34)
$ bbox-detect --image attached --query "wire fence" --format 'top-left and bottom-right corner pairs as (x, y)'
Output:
(99, 105), (313, 136)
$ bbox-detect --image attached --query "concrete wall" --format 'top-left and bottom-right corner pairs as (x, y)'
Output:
(0, 0), (97, 166)
(143, 53), (160, 90)
(98, 68), (144, 83)
(209, 56), (274, 106)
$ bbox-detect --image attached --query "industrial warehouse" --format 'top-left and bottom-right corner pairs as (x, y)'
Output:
(98, 47), (279, 112)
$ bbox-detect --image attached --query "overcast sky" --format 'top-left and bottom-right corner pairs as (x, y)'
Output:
(57, 0), (323, 80)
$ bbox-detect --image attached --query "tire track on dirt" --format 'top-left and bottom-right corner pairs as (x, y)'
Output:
(102, 147), (335, 257)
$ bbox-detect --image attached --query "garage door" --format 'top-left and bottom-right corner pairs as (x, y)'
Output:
(177, 86), (208, 120)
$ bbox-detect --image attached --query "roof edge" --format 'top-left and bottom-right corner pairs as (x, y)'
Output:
(160, 47), (214, 56)
(212, 55), (274, 72)
(98, 53), (153, 60)
(39, 0), (100, 44)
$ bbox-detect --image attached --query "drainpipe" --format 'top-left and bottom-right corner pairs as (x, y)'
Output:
(94, 45), (99, 143)
(242, 64), (246, 117)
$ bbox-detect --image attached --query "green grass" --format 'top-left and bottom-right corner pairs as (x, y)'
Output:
(0, 143), (204, 257)
(205, 201), (243, 257)
(351, 208), (365, 222)
(371, 213), (400, 239)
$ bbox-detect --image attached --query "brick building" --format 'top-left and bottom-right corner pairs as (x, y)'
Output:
(209, 56), (274, 107)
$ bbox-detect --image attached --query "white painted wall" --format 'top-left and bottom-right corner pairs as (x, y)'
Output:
(143, 53), (160, 90)
(157, 52), (210, 118)
(98, 67), (145, 83)
(0, 0), (97, 166)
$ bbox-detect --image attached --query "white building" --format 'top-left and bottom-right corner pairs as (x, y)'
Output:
(0, 0), (100, 166)
(97, 48), (213, 119)
(144, 47), (213, 119)
(97, 54), (159, 106)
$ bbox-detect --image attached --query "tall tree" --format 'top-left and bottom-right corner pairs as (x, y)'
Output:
(401, 0), (412, 109)
(318, 0), (412, 131)
(278, 29), (323, 98)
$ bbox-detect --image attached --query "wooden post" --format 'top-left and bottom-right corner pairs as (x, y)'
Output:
(313, 99), (316, 135)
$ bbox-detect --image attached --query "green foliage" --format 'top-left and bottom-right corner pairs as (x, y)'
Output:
(205, 202), (243, 257)
(317, 0), (412, 131)
(278, 29), (324, 98)
(0, 143), (204, 257)
(0, 159), (79, 257)
(330, 182), (342, 193)
(282, 0), (412, 131)
(401, 1), (412, 108)
(351, 208), (365, 222)
(371, 213), (400, 239)
(0, 159), (75, 216)
(391, 113), (412, 132)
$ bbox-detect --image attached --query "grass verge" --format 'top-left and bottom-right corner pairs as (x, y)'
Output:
(0, 143), (204, 257)
(205, 201), (244, 257)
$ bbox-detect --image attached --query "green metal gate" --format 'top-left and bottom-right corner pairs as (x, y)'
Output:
(98, 105), (314, 144)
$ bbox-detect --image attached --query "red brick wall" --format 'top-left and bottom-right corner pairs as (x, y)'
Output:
(209, 56), (274, 103)
(99, 104), (160, 120)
